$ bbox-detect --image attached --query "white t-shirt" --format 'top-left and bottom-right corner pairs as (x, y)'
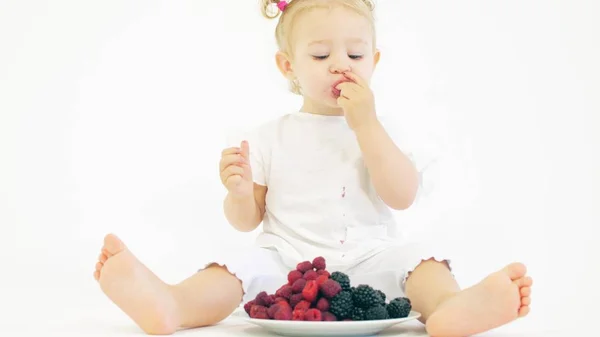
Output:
(245, 111), (438, 269)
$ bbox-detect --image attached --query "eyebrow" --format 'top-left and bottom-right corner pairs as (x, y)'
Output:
(308, 38), (367, 46)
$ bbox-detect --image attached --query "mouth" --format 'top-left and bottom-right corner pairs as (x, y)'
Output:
(331, 78), (351, 98)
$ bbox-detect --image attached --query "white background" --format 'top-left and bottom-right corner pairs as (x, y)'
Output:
(1, 0), (598, 335)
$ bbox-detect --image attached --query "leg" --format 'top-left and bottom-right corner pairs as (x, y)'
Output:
(94, 234), (243, 335)
(404, 258), (458, 324)
(405, 259), (533, 337)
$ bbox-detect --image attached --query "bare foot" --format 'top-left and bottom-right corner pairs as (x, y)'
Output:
(94, 234), (180, 335)
(426, 262), (533, 337)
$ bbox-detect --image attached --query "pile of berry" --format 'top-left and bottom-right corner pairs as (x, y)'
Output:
(243, 256), (412, 321)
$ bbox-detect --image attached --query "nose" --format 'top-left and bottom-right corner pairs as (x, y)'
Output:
(329, 56), (352, 74)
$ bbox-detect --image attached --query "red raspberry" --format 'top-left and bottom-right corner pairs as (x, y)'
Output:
(250, 305), (269, 319)
(316, 270), (330, 278)
(267, 303), (281, 318)
(294, 300), (311, 312)
(276, 284), (293, 299)
(254, 291), (270, 307)
(274, 297), (287, 304)
(273, 305), (293, 320)
(316, 275), (329, 287)
(322, 311), (337, 321)
(292, 309), (305, 321)
(302, 280), (319, 302)
(266, 295), (277, 307)
(304, 308), (322, 321)
(296, 261), (313, 273)
(277, 299), (291, 311)
(316, 297), (330, 312)
(288, 270), (303, 285)
(292, 278), (307, 293)
(303, 270), (318, 281)
(244, 300), (255, 314)
(319, 279), (342, 299)
(290, 293), (304, 308)
(312, 256), (326, 271)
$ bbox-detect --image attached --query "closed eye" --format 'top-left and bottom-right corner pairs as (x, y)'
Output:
(311, 55), (364, 60)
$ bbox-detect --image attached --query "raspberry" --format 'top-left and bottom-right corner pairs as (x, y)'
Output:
(294, 300), (311, 312)
(273, 305), (293, 320)
(290, 293), (304, 308)
(250, 305), (269, 319)
(317, 270), (330, 278)
(288, 270), (303, 285)
(320, 279), (342, 299)
(266, 295), (277, 307)
(304, 308), (322, 321)
(322, 311), (337, 321)
(254, 291), (270, 307)
(297, 261), (313, 273)
(292, 309), (305, 321)
(303, 270), (318, 281)
(302, 280), (319, 302)
(316, 275), (329, 287)
(275, 284), (293, 299)
(267, 303), (281, 319)
(316, 297), (330, 312)
(244, 300), (255, 314)
(312, 256), (326, 271)
(274, 297), (287, 304)
(292, 278), (307, 293)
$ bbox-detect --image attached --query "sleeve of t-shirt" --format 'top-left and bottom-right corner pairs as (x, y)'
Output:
(378, 115), (444, 204)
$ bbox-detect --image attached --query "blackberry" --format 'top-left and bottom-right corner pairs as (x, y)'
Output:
(329, 291), (354, 320)
(387, 297), (412, 319)
(351, 307), (365, 321)
(352, 284), (383, 309)
(376, 290), (386, 305)
(365, 305), (389, 320)
(330, 271), (351, 291)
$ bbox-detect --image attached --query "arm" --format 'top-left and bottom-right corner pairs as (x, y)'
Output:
(354, 119), (419, 210)
(223, 183), (268, 232)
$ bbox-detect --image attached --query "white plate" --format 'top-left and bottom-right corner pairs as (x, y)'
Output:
(231, 308), (421, 337)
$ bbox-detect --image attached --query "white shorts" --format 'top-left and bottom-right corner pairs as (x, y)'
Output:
(199, 241), (452, 305)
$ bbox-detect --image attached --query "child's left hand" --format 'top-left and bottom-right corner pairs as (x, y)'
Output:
(336, 71), (378, 131)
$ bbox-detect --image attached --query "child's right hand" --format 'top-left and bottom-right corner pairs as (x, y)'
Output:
(219, 140), (254, 197)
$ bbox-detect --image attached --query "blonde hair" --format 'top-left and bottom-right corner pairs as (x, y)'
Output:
(260, 0), (376, 95)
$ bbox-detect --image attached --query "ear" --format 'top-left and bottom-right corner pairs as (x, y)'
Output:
(373, 49), (381, 68)
(275, 51), (295, 80)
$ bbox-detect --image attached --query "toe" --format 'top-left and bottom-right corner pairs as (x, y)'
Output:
(503, 262), (527, 281)
(518, 306), (530, 317)
(521, 296), (531, 306)
(103, 234), (126, 256)
(102, 248), (112, 258)
(523, 276), (533, 286)
(520, 287), (531, 297)
(99, 253), (108, 264)
(94, 270), (100, 281)
(96, 262), (103, 271)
